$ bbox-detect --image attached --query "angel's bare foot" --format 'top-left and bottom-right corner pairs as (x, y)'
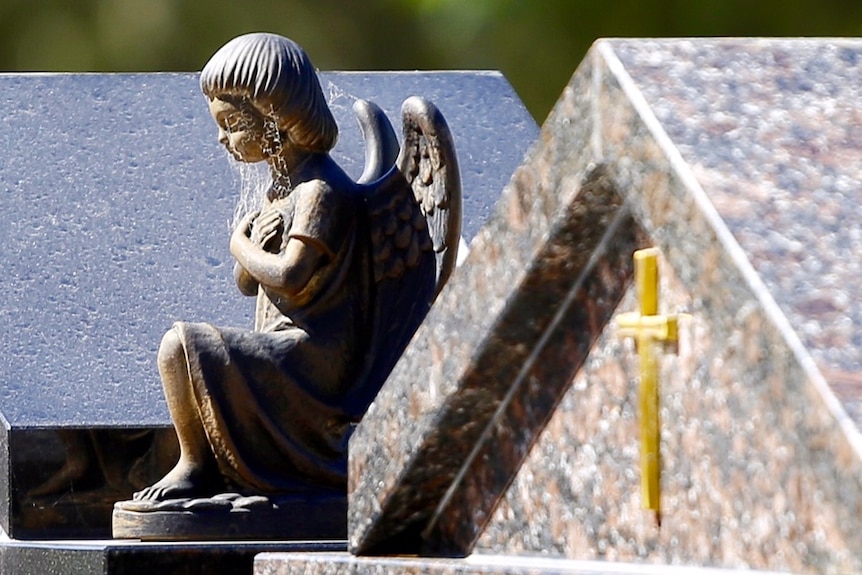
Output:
(133, 459), (219, 501)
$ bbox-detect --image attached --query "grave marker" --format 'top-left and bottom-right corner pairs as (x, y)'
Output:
(270, 38), (862, 574)
(0, 70), (537, 572)
(616, 247), (679, 519)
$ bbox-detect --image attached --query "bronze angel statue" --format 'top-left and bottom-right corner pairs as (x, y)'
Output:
(115, 32), (460, 527)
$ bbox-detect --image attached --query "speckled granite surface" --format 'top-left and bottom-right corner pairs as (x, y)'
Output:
(606, 39), (862, 422)
(475, 39), (862, 573)
(349, 155), (646, 554)
(285, 38), (862, 575)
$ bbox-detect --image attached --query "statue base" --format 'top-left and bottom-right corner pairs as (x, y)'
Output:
(112, 492), (346, 541)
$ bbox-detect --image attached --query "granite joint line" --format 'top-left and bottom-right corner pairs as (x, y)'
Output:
(597, 39), (862, 460)
(422, 197), (632, 540)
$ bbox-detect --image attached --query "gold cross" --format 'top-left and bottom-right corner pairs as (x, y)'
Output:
(616, 247), (678, 525)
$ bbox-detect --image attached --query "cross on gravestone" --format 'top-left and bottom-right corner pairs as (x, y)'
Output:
(475, 39), (862, 572)
(256, 38), (862, 575)
(0, 68), (538, 553)
(616, 247), (680, 521)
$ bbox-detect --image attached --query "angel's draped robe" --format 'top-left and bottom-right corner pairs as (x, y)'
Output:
(172, 177), (372, 494)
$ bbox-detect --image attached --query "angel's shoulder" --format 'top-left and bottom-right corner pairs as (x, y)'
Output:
(289, 178), (358, 239)
(293, 177), (335, 199)
(293, 177), (355, 213)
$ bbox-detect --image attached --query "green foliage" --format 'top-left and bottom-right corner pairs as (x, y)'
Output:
(0, 0), (860, 119)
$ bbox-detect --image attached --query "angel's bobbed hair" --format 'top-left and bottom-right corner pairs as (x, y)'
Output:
(200, 33), (337, 152)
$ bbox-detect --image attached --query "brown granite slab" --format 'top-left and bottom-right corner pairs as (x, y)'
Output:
(606, 39), (862, 424)
(347, 76), (647, 554)
(336, 37), (862, 573)
(474, 39), (862, 573)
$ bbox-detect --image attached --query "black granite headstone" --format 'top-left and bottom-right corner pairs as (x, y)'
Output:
(0, 71), (537, 542)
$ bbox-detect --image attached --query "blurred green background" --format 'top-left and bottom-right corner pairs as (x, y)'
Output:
(1, 0), (861, 120)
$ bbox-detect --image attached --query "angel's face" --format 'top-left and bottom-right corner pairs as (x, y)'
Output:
(208, 97), (272, 163)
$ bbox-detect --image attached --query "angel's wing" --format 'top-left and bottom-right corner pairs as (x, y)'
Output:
(353, 99), (399, 185)
(346, 97), (460, 413)
(397, 96), (462, 297)
(363, 96), (461, 296)
(350, 167), (437, 414)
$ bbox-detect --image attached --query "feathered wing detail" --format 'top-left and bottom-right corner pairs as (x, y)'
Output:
(348, 97), (461, 414)
(397, 96), (462, 297)
(365, 168), (434, 283)
(350, 166), (436, 415)
(363, 96), (461, 295)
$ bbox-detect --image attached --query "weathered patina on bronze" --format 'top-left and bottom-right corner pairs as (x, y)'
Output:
(113, 32), (460, 540)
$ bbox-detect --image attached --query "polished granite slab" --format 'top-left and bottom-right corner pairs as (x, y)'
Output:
(475, 38), (862, 573)
(0, 538), (343, 575)
(602, 39), (862, 423)
(0, 70), (535, 431)
(349, 161), (643, 555)
(344, 39), (862, 573)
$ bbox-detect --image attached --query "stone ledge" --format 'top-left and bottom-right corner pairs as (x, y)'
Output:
(0, 537), (345, 575)
(254, 552), (793, 575)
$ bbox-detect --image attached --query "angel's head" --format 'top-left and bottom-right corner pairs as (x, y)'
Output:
(200, 33), (337, 156)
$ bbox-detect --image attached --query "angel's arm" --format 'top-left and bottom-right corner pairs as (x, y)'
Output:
(231, 211), (259, 296)
(229, 211), (324, 299)
(233, 261), (258, 296)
